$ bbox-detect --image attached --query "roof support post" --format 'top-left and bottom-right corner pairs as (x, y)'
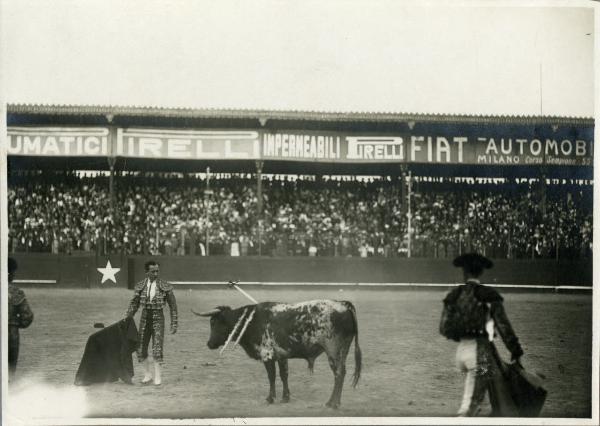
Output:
(107, 156), (117, 224)
(256, 160), (264, 256)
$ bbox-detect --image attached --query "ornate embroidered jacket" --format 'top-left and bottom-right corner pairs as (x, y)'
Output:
(442, 280), (523, 359)
(126, 278), (178, 330)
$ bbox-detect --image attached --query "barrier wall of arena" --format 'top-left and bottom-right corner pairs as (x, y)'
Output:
(9, 254), (592, 288)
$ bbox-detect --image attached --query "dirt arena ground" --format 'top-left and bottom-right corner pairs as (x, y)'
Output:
(6, 287), (593, 421)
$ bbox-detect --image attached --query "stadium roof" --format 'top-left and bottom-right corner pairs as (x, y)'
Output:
(7, 103), (594, 126)
(6, 102), (593, 179)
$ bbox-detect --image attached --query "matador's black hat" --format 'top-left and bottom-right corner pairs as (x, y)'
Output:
(8, 257), (18, 275)
(453, 253), (493, 277)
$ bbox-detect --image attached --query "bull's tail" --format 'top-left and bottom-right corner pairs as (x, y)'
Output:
(346, 302), (362, 388)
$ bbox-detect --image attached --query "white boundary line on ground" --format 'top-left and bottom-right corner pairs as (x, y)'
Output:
(14, 279), (592, 291)
(13, 279), (57, 284)
(171, 281), (593, 291)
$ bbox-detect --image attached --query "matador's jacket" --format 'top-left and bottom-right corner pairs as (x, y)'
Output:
(8, 284), (35, 374)
(442, 280), (523, 356)
(125, 278), (178, 363)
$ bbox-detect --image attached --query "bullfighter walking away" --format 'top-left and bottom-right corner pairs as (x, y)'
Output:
(7, 257), (34, 381)
(440, 253), (524, 416)
(125, 260), (178, 385)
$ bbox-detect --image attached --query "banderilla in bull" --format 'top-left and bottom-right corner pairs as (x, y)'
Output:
(220, 307), (248, 356)
(227, 280), (259, 304)
(232, 308), (256, 350)
(219, 281), (259, 355)
(219, 306), (257, 355)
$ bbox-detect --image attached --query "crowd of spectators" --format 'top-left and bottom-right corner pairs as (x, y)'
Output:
(7, 171), (593, 260)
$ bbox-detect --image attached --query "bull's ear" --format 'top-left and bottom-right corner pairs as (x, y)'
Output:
(191, 308), (221, 317)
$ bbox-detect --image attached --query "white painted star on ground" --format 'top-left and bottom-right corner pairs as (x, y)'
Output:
(97, 260), (121, 284)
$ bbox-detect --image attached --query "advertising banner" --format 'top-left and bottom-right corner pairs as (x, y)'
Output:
(116, 128), (260, 160)
(261, 129), (593, 166)
(7, 124), (593, 166)
(7, 127), (110, 156)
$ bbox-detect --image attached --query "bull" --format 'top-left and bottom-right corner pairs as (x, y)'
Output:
(193, 299), (362, 409)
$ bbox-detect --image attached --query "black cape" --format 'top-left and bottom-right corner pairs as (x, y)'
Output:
(489, 342), (547, 417)
(75, 317), (138, 386)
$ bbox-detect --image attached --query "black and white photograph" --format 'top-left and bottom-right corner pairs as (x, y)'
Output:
(1, 0), (598, 425)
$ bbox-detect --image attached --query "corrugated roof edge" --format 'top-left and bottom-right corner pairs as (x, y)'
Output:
(6, 103), (595, 125)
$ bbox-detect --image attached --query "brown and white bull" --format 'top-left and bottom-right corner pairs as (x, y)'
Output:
(193, 300), (362, 409)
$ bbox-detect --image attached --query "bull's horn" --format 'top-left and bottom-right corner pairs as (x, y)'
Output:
(191, 308), (221, 317)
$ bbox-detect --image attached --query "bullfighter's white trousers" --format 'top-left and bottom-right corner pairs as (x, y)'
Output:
(456, 338), (481, 416)
(455, 337), (519, 417)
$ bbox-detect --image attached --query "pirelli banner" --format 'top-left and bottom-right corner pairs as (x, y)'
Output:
(6, 127), (260, 160)
(115, 128), (260, 159)
(6, 124), (594, 166)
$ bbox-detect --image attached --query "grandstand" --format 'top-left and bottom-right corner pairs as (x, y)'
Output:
(6, 104), (594, 287)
